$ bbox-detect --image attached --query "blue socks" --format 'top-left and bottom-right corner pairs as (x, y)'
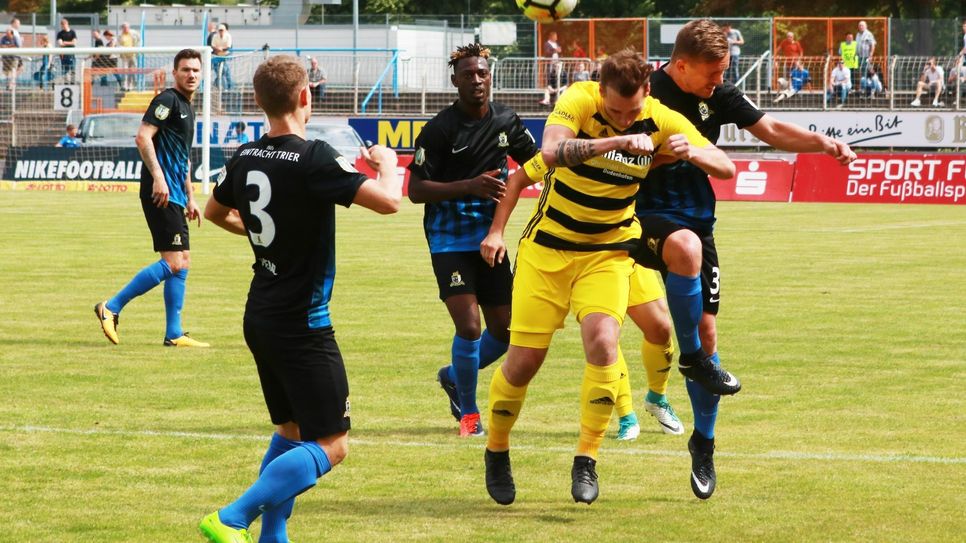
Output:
(106, 259), (173, 314)
(451, 335), (481, 416)
(686, 352), (721, 439)
(219, 440), (331, 531)
(258, 434), (300, 543)
(665, 272), (703, 356)
(478, 329), (509, 370)
(163, 269), (187, 340)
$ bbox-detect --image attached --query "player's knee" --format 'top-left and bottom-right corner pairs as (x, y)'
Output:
(319, 437), (348, 467)
(642, 316), (673, 346)
(662, 231), (702, 275)
(454, 322), (482, 340)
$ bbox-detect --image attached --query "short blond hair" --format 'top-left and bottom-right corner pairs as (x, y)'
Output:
(253, 55), (309, 117)
(671, 19), (729, 63)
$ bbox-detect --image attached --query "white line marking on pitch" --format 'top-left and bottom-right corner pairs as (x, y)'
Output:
(4, 425), (964, 465)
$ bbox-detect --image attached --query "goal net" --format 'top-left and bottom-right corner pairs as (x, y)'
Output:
(0, 45), (218, 193)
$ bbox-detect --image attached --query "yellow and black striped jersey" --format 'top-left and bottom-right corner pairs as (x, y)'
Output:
(520, 81), (710, 251)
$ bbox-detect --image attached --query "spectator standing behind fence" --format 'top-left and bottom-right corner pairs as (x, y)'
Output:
(206, 22), (217, 47)
(572, 61), (590, 82)
(1, 27), (18, 90)
(948, 21), (966, 92)
(308, 56), (326, 103)
(773, 59), (810, 103)
(776, 31), (804, 77)
(211, 23), (233, 89)
(855, 20), (876, 81)
(838, 33), (859, 89)
(118, 22), (141, 91)
(722, 24), (744, 83)
(827, 59), (850, 108)
(911, 57), (945, 107)
(33, 35), (52, 88)
(56, 18), (77, 84)
(569, 39), (586, 58)
(57, 124), (81, 147)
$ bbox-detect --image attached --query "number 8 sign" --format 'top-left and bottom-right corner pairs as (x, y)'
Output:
(53, 84), (81, 111)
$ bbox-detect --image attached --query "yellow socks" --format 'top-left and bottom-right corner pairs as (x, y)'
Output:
(643, 339), (675, 396)
(576, 361), (622, 459)
(614, 348), (634, 418)
(486, 364), (528, 452)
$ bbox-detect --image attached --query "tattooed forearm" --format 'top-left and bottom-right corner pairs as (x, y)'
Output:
(554, 139), (596, 167)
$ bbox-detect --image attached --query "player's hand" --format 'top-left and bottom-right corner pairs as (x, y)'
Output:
(826, 138), (857, 165)
(467, 170), (506, 202)
(152, 177), (169, 208)
(362, 144), (398, 170)
(185, 200), (202, 227)
(619, 133), (654, 155)
(480, 232), (507, 267)
(666, 133), (696, 161)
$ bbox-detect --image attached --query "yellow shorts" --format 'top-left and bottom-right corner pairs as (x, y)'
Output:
(509, 238), (635, 349)
(627, 264), (666, 307)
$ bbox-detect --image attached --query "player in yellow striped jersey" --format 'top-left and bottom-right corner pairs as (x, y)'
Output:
(479, 49), (734, 506)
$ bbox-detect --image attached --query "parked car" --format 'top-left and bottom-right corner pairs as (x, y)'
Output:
(305, 123), (367, 161)
(77, 113), (142, 146)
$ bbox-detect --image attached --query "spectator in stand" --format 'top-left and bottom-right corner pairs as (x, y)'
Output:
(855, 20), (876, 83)
(233, 121), (249, 144)
(92, 29), (112, 86)
(56, 18), (77, 84)
(947, 21), (966, 93)
(57, 124), (81, 148)
(838, 32), (859, 89)
(569, 38), (587, 58)
(911, 57), (945, 107)
(101, 29), (125, 87)
(860, 63), (882, 99)
(118, 22), (141, 91)
(308, 56), (327, 103)
(206, 21), (217, 47)
(572, 60), (590, 82)
(827, 59), (851, 108)
(773, 59), (810, 103)
(1, 27), (18, 89)
(9, 18), (23, 47)
(590, 46), (607, 81)
(776, 31), (804, 77)
(539, 55), (568, 106)
(543, 31), (562, 59)
(34, 35), (52, 88)
(722, 23), (744, 83)
(211, 23), (233, 89)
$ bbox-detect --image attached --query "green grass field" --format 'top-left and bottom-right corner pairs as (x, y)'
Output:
(1, 192), (964, 542)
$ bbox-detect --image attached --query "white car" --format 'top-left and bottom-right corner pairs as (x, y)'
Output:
(305, 123), (367, 161)
(76, 113), (142, 146)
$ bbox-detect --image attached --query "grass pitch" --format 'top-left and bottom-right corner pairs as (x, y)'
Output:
(1, 192), (964, 542)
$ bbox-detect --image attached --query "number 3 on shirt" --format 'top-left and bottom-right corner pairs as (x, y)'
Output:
(246, 170), (276, 247)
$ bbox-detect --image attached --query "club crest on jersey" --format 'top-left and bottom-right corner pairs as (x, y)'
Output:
(698, 101), (711, 121)
(647, 237), (659, 255)
(498, 132), (509, 148)
(154, 104), (170, 120)
(335, 156), (357, 173)
(343, 399), (351, 418)
(450, 271), (465, 287)
(172, 234), (183, 246)
(414, 147), (426, 166)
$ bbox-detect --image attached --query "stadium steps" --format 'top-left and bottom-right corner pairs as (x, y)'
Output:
(117, 91), (156, 113)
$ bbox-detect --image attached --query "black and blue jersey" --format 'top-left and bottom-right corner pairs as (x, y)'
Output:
(140, 88), (194, 207)
(408, 101), (537, 253)
(637, 67), (764, 233)
(213, 134), (367, 331)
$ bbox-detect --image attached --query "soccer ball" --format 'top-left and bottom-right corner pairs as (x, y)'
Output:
(516, 0), (578, 23)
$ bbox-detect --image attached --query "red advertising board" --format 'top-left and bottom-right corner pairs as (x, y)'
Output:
(710, 159), (794, 202)
(793, 153), (966, 205)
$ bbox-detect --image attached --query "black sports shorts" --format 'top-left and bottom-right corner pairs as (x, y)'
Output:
(633, 215), (722, 315)
(430, 250), (513, 305)
(243, 322), (351, 442)
(141, 199), (190, 252)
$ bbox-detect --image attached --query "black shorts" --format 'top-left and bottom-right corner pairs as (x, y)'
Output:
(633, 215), (722, 315)
(141, 199), (190, 252)
(243, 322), (351, 442)
(430, 250), (513, 306)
